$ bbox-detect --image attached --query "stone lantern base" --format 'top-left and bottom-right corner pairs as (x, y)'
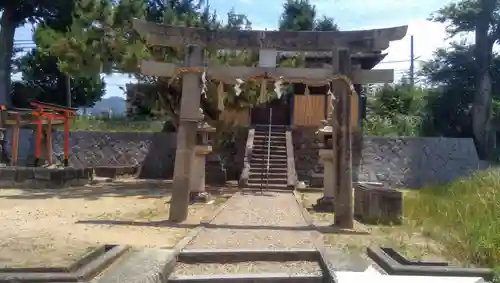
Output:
(312, 149), (336, 212)
(189, 145), (212, 204)
(189, 191), (211, 203)
(313, 196), (335, 212)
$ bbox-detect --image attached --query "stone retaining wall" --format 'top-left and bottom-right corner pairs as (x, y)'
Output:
(5, 128), (248, 183)
(292, 126), (485, 188)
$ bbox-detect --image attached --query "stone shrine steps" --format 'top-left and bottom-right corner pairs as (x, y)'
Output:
(247, 125), (289, 190)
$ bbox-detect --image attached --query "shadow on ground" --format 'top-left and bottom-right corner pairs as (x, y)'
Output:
(76, 219), (314, 231)
(0, 180), (230, 201)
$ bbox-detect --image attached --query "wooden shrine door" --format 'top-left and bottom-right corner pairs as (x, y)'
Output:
(251, 98), (290, 125)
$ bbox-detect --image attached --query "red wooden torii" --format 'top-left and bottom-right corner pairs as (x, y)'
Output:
(30, 101), (77, 167)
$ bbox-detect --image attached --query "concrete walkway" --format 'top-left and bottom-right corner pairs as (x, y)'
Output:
(186, 191), (318, 249)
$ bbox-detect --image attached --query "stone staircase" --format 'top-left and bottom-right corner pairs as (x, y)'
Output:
(247, 124), (289, 190)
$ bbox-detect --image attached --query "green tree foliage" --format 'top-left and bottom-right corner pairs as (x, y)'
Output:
(364, 42), (500, 141)
(33, 0), (152, 107)
(314, 16), (338, 31)
(125, 1), (256, 130)
(10, 0), (110, 108)
(430, 0), (500, 158)
(12, 49), (105, 108)
(364, 83), (429, 137)
(0, 0), (72, 106)
(279, 0), (337, 31)
(420, 43), (500, 138)
(34, 0), (115, 107)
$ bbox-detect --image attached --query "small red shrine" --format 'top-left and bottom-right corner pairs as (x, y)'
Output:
(7, 101), (77, 167)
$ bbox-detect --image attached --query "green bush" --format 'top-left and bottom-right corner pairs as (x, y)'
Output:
(363, 114), (423, 137)
(69, 116), (165, 132)
(363, 84), (428, 137)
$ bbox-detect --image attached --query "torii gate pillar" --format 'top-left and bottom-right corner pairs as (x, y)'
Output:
(331, 48), (354, 229)
(169, 46), (205, 222)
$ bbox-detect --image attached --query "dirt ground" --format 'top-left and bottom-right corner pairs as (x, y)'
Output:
(298, 191), (460, 265)
(0, 180), (230, 268)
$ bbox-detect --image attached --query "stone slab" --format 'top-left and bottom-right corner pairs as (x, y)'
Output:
(321, 249), (370, 272)
(0, 245), (128, 283)
(178, 249), (319, 263)
(92, 248), (176, 283)
(0, 245), (107, 273)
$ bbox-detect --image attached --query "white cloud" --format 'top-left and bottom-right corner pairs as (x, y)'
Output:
(374, 20), (450, 81)
(102, 74), (137, 98)
(376, 20), (447, 66)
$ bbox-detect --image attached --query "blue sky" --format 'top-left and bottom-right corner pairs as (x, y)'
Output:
(13, 0), (459, 98)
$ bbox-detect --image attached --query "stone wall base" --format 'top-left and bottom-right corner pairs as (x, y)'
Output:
(0, 166), (93, 188)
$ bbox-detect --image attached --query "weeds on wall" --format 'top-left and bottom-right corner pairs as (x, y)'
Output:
(69, 116), (164, 132)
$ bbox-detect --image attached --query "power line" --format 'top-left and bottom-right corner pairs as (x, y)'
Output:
(410, 35), (415, 86)
(378, 56), (422, 64)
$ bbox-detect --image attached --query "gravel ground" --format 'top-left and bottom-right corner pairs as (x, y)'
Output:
(186, 191), (318, 249)
(0, 183), (223, 268)
(172, 261), (322, 276)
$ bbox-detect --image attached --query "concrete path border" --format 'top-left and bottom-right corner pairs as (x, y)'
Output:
(95, 191), (343, 283)
(92, 193), (238, 283)
(0, 245), (128, 283)
(367, 247), (494, 281)
(167, 273), (323, 282)
(169, 191), (338, 283)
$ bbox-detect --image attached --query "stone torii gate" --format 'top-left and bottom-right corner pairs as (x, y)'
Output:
(133, 19), (408, 227)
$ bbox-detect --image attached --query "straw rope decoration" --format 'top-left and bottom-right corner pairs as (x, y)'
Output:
(234, 78), (243, 96)
(200, 68), (208, 98)
(169, 67), (357, 106)
(170, 67), (355, 85)
(274, 76), (284, 98)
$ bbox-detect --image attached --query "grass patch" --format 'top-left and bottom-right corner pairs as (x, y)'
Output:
(299, 191), (453, 263)
(68, 117), (165, 132)
(405, 169), (500, 278)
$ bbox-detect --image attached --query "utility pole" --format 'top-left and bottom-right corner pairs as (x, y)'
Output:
(409, 35), (415, 87)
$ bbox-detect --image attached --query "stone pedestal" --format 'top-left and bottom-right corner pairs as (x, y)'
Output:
(354, 183), (402, 225)
(189, 145), (212, 203)
(313, 149), (335, 212)
(319, 149), (335, 198)
(313, 120), (337, 213)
